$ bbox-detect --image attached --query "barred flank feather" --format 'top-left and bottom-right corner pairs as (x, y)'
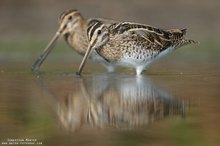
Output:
(81, 19), (198, 75)
(175, 39), (198, 48)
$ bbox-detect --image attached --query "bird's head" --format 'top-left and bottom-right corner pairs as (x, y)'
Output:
(31, 9), (84, 72)
(58, 9), (84, 36)
(76, 20), (110, 75)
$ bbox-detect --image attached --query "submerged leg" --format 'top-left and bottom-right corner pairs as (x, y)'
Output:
(136, 66), (144, 75)
(100, 62), (115, 73)
(106, 66), (115, 73)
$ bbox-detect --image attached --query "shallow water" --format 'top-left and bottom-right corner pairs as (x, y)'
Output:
(0, 37), (219, 146)
(0, 66), (220, 146)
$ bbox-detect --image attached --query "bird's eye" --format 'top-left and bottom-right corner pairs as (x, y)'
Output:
(68, 16), (72, 20)
(97, 30), (101, 35)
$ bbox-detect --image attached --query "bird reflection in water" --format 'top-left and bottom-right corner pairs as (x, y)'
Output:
(38, 74), (187, 131)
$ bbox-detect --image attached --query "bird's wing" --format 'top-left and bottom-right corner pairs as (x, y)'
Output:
(109, 22), (194, 51)
(87, 18), (120, 27)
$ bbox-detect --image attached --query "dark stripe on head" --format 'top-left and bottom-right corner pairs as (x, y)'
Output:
(59, 9), (78, 21)
(88, 19), (100, 28)
(87, 20), (103, 41)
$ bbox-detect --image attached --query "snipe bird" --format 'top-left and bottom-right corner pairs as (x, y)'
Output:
(77, 20), (197, 75)
(32, 9), (116, 72)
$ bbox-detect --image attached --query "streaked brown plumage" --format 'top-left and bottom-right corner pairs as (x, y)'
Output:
(77, 20), (197, 75)
(32, 9), (116, 72)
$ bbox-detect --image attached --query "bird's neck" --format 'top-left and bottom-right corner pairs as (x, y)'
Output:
(65, 17), (88, 55)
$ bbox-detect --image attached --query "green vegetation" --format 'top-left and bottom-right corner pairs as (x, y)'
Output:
(0, 38), (220, 64)
(0, 38), (80, 64)
(170, 118), (203, 146)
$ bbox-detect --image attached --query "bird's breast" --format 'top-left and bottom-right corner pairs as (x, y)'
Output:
(66, 33), (88, 56)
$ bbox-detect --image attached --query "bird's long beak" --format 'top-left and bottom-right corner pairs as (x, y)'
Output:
(77, 43), (94, 75)
(31, 31), (60, 72)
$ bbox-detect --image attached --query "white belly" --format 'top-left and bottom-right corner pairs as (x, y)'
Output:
(117, 46), (176, 68)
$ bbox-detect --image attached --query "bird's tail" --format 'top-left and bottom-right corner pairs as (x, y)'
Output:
(175, 38), (199, 49)
(167, 28), (198, 49)
(175, 28), (199, 48)
(181, 28), (187, 35)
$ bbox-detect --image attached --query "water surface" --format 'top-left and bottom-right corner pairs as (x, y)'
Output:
(1, 67), (220, 146)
